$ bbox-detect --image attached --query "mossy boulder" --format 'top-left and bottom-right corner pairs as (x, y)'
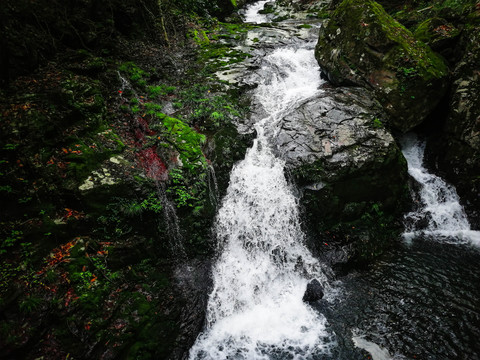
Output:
(414, 17), (460, 60)
(315, 0), (449, 132)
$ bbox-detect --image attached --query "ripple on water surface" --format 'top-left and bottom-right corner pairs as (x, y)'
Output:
(331, 238), (480, 359)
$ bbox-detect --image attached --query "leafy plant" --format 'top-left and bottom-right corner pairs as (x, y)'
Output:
(3, 143), (19, 150)
(148, 85), (176, 98)
(0, 185), (13, 193)
(399, 66), (418, 78)
(19, 295), (42, 314)
(140, 193), (163, 213)
(372, 117), (383, 128)
(0, 229), (23, 255)
(119, 62), (149, 87)
(167, 168), (197, 207)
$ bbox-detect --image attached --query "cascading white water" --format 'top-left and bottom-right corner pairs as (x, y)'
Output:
(244, 0), (270, 23)
(189, 41), (335, 359)
(401, 133), (480, 246)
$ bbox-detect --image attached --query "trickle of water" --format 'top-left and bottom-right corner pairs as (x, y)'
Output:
(117, 71), (186, 256)
(156, 182), (187, 258)
(207, 164), (220, 208)
(189, 39), (334, 359)
(400, 133), (480, 245)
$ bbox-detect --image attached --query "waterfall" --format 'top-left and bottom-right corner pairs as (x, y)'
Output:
(244, 0), (270, 23)
(400, 133), (480, 246)
(188, 34), (335, 360)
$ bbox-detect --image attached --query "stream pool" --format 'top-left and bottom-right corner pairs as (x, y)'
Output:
(324, 238), (480, 360)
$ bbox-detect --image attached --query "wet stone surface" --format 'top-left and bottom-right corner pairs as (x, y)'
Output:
(275, 86), (395, 182)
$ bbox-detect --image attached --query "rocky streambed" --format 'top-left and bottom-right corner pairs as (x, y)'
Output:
(1, 0), (479, 358)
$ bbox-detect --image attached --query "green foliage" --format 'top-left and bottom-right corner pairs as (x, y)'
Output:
(191, 29), (211, 46)
(371, 117), (384, 128)
(171, 0), (236, 18)
(0, 229), (23, 255)
(167, 168), (198, 207)
(140, 193), (163, 213)
(148, 85), (176, 98)
(119, 62), (149, 88)
(0, 185), (13, 193)
(97, 202), (134, 239)
(178, 85), (243, 130)
(399, 66), (418, 78)
(3, 143), (19, 150)
(19, 295), (42, 314)
(144, 102), (163, 114)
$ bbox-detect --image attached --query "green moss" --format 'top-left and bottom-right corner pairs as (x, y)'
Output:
(293, 161), (326, 184)
(147, 85), (176, 98)
(191, 29), (211, 46)
(155, 113), (206, 171)
(119, 62), (149, 88)
(333, 0), (448, 80)
(414, 17), (460, 45)
(297, 24), (313, 29)
(66, 127), (125, 181)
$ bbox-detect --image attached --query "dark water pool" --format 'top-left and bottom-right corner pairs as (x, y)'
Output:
(318, 238), (480, 360)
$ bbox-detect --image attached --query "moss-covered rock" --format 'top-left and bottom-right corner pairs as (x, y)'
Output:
(315, 0), (449, 132)
(414, 17), (461, 61)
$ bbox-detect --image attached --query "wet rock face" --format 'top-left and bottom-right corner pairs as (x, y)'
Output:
(169, 259), (212, 360)
(314, 0), (449, 132)
(277, 87), (392, 174)
(432, 27), (480, 224)
(274, 86), (407, 224)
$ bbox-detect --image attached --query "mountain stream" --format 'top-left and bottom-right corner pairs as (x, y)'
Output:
(189, 2), (480, 359)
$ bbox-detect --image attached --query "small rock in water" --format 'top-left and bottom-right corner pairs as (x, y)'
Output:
(303, 279), (324, 303)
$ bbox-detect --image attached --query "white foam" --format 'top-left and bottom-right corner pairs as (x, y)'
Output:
(401, 133), (480, 246)
(189, 43), (333, 360)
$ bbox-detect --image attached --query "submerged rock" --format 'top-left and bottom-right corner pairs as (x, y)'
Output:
(303, 279), (324, 302)
(314, 0), (449, 132)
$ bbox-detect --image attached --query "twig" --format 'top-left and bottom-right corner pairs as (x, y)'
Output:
(417, 5), (433, 12)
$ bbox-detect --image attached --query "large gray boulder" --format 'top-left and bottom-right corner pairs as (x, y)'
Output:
(275, 86), (408, 225)
(315, 0), (449, 132)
